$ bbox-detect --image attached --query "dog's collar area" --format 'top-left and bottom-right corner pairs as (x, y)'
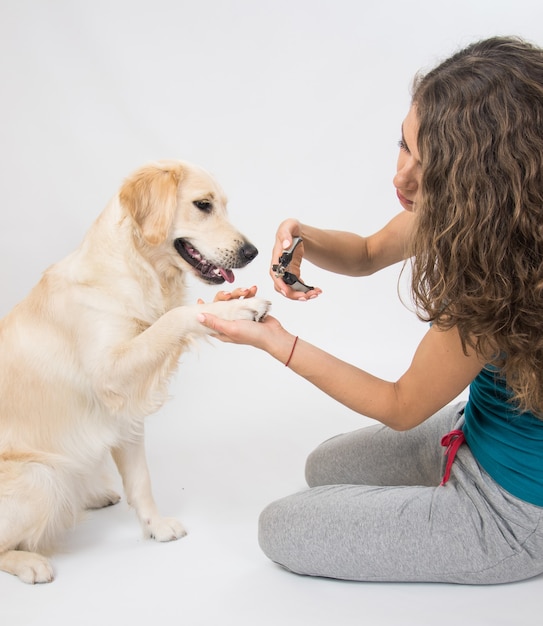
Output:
(173, 238), (235, 284)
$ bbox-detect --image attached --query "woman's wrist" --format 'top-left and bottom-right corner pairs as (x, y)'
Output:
(284, 335), (299, 367)
(265, 328), (299, 366)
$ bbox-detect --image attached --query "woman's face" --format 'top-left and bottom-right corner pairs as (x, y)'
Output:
(393, 105), (422, 212)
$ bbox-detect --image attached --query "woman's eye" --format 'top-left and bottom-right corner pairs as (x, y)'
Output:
(398, 139), (410, 153)
(193, 200), (212, 212)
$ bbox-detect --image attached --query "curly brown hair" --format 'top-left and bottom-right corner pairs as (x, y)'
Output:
(409, 36), (543, 416)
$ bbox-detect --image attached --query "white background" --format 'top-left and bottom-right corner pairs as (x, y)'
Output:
(1, 1), (542, 624)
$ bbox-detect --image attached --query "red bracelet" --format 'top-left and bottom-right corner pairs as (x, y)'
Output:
(285, 336), (299, 367)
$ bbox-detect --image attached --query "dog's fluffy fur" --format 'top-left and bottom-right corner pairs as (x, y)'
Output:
(0, 160), (270, 584)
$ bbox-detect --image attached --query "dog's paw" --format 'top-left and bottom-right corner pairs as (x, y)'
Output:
(0, 550), (54, 584)
(86, 490), (122, 510)
(244, 297), (271, 322)
(212, 297), (271, 323)
(144, 516), (187, 542)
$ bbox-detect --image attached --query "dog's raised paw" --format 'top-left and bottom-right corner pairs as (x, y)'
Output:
(215, 297), (271, 323)
(246, 298), (271, 322)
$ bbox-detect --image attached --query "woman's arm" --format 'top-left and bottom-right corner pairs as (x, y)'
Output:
(283, 324), (482, 430)
(196, 312), (483, 431)
(301, 211), (415, 276)
(270, 211), (415, 298)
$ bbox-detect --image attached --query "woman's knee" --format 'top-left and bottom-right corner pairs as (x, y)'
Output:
(258, 489), (321, 571)
(304, 445), (326, 487)
(257, 497), (290, 566)
(304, 426), (381, 487)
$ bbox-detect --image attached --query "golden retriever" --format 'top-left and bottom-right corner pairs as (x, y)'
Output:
(0, 160), (270, 584)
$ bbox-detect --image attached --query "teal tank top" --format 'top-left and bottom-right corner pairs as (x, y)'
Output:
(463, 367), (543, 507)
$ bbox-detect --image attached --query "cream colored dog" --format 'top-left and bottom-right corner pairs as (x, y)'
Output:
(0, 160), (270, 584)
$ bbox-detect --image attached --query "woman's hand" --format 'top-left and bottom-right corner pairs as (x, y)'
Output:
(270, 219), (322, 301)
(196, 285), (294, 356)
(197, 309), (299, 365)
(197, 286), (258, 305)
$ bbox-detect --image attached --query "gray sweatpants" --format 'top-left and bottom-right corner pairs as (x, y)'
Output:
(258, 403), (543, 584)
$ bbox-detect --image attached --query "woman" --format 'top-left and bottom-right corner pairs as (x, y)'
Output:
(198, 36), (543, 584)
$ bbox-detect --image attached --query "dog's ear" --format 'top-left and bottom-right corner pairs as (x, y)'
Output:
(120, 162), (184, 245)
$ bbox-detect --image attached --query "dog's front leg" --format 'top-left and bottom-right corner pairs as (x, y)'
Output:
(111, 435), (186, 541)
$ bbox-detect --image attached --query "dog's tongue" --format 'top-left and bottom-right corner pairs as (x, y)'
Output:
(220, 267), (235, 283)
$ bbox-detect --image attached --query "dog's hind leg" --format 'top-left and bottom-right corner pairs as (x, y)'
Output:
(83, 456), (122, 510)
(112, 432), (187, 541)
(85, 490), (122, 510)
(0, 458), (77, 583)
(0, 490), (54, 584)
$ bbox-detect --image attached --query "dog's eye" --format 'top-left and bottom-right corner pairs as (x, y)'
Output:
(193, 200), (213, 212)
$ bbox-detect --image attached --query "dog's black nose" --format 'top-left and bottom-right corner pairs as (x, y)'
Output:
(241, 242), (258, 262)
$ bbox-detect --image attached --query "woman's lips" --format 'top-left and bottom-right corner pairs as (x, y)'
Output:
(396, 189), (414, 210)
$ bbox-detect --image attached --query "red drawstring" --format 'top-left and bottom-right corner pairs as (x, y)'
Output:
(440, 429), (465, 486)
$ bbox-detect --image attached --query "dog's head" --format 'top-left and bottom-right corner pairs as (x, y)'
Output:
(119, 160), (258, 285)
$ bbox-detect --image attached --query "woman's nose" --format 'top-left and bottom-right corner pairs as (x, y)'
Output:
(394, 157), (419, 191)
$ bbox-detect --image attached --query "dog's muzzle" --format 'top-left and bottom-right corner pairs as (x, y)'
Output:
(174, 238), (258, 285)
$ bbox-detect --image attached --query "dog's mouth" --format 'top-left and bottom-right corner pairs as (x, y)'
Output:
(174, 238), (235, 285)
